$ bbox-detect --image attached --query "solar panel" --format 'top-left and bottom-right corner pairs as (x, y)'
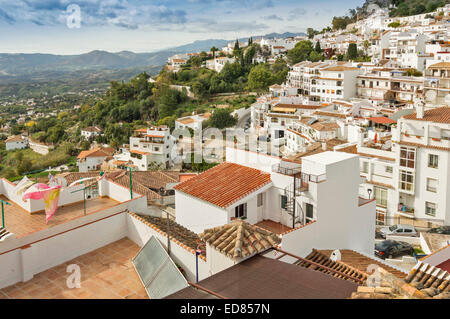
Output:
(132, 236), (188, 299)
(307, 118), (319, 125)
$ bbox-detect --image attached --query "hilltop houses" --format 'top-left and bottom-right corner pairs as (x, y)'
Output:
(5, 135), (28, 151)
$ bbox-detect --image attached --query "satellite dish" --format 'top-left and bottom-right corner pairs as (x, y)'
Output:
(445, 94), (450, 105)
(330, 249), (341, 262)
(426, 90), (437, 102)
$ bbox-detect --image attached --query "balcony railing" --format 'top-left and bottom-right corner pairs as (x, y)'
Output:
(272, 164), (327, 183)
(272, 164), (301, 176)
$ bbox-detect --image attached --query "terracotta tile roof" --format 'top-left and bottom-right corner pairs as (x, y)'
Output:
(313, 111), (347, 119)
(129, 149), (150, 155)
(310, 122), (340, 131)
(402, 107), (450, 124)
(5, 135), (25, 143)
(298, 249), (368, 283)
(319, 249), (407, 279)
(174, 162), (272, 208)
(77, 147), (114, 159)
(275, 103), (324, 110)
(322, 66), (359, 71)
(428, 61), (450, 69)
(57, 171), (102, 185)
(367, 117), (397, 124)
(109, 172), (162, 203)
(199, 219), (281, 260)
(82, 126), (102, 133)
(177, 118), (195, 125)
(394, 140), (450, 152)
(338, 144), (357, 155)
(353, 259), (450, 299)
(135, 214), (205, 257)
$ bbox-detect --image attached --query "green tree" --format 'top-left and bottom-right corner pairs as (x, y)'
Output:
(210, 46), (219, 59)
(315, 41), (322, 53)
(347, 43), (358, 60)
(207, 109), (237, 129)
(309, 51), (323, 62)
(287, 40), (314, 64)
(247, 64), (274, 91)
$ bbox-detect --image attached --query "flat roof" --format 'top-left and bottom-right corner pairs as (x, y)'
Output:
(166, 255), (358, 299)
(0, 238), (147, 299)
(1, 195), (119, 238)
(302, 151), (358, 166)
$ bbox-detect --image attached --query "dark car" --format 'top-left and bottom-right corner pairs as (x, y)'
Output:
(375, 240), (414, 259)
(428, 226), (450, 235)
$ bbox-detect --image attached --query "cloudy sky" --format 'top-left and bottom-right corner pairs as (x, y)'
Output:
(0, 0), (365, 54)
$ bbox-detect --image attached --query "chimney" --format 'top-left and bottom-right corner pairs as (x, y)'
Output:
(322, 142), (327, 151)
(357, 130), (364, 147)
(416, 104), (424, 119)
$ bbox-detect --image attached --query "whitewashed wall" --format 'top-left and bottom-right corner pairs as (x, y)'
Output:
(126, 214), (209, 282)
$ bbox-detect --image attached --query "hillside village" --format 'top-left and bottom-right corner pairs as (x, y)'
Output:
(0, 2), (450, 300)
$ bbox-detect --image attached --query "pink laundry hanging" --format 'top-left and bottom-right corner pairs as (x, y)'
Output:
(23, 184), (62, 224)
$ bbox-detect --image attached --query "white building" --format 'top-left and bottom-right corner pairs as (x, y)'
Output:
(174, 148), (376, 257)
(175, 113), (211, 131)
(76, 147), (114, 172)
(81, 126), (102, 140)
(335, 104), (450, 228)
(5, 135), (28, 151)
(113, 126), (175, 170)
(206, 57), (236, 73)
(287, 61), (361, 102)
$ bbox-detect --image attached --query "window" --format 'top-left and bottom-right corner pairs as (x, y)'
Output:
(306, 203), (314, 220)
(400, 147), (415, 169)
(154, 147), (159, 152)
(425, 202), (436, 217)
(281, 195), (288, 209)
(428, 154), (439, 168)
(427, 178), (437, 193)
(257, 193), (264, 207)
(235, 203), (247, 219)
(385, 166), (393, 173)
(362, 161), (369, 173)
(399, 170), (414, 192)
(374, 187), (388, 207)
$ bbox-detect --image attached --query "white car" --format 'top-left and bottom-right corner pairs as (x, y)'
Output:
(379, 224), (418, 238)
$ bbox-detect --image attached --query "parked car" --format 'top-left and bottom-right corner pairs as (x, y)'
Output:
(428, 226), (450, 235)
(379, 224), (418, 238)
(375, 240), (414, 259)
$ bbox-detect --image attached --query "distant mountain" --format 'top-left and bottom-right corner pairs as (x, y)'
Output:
(0, 50), (176, 77)
(0, 31), (308, 78)
(164, 39), (229, 54)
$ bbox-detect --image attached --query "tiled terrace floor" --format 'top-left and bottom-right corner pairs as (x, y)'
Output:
(255, 219), (293, 235)
(0, 195), (119, 238)
(0, 238), (148, 299)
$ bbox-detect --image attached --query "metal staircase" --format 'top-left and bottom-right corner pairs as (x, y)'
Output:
(284, 175), (308, 228)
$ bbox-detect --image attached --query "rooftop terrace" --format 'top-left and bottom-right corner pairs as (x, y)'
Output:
(0, 195), (119, 238)
(0, 238), (147, 299)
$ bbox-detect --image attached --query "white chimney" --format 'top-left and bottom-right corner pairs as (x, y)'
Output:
(322, 142), (327, 151)
(416, 104), (424, 119)
(357, 130), (364, 147)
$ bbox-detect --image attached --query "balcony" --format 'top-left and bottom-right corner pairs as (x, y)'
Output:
(272, 164), (327, 183)
(397, 204), (414, 219)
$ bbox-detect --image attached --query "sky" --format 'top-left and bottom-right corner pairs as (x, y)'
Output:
(0, 0), (366, 54)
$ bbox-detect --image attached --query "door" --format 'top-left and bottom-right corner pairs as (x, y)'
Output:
(306, 203), (314, 221)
